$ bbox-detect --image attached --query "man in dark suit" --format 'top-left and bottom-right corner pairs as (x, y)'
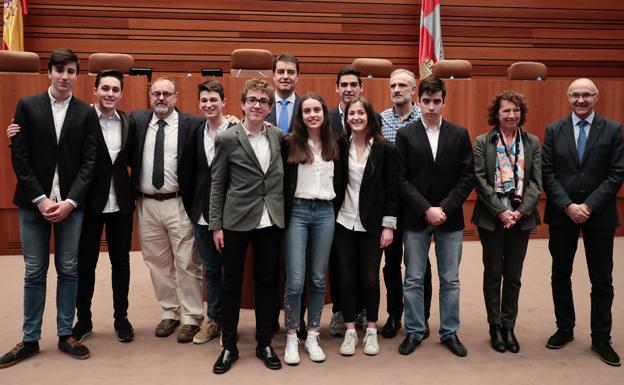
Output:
(1, 48), (98, 368)
(131, 77), (204, 343)
(543, 78), (624, 366)
(396, 77), (475, 357)
(266, 54), (301, 134)
(210, 78), (284, 374)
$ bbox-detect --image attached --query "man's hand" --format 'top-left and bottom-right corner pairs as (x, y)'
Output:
(213, 229), (224, 252)
(36, 198), (55, 219)
(224, 115), (240, 125)
(7, 123), (21, 139)
(424, 207), (446, 226)
(565, 203), (591, 224)
(379, 228), (394, 249)
(43, 201), (75, 222)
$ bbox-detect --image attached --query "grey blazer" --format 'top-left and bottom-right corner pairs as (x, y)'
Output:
(471, 128), (542, 231)
(209, 123), (285, 231)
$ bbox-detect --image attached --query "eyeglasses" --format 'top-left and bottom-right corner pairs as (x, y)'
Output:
(568, 92), (597, 100)
(244, 97), (271, 107)
(150, 91), (176, 99)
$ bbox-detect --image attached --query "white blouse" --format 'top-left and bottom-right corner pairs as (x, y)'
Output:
(294, 139), (336, 200)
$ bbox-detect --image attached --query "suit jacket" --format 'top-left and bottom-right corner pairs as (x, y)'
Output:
(330, 107), (382, 136)
(130, 109), (203, 218)
(396, 119), (475, 232)
(85, 109), (136, 217)
(267, 94), (301, 134)
(337, 139), (398, 234)
(209, 123), (285, 231)
(542, 113), (624, 228)
(190, 120), (235, 223)
(282, 136), (347, 224)
(471, 128), (542, 231)
(11, 92), (98, 208)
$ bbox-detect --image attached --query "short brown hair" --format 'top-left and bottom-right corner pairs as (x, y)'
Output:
(487, 90), (528, 127)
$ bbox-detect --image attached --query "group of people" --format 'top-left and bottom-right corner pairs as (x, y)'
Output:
(0, 48), (622, 374)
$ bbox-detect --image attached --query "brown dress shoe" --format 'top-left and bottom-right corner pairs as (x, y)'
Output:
(155, 319), (180, 337)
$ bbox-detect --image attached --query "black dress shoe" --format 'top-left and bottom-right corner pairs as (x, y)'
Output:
(442, 334), (467, 357)
(213, 349), (239, 374)
(423, 320), (430, 340)
(399, 333), (421, 355)
(546, 328), (573, 349)
(381, 316), (401, 339)
(256, 345), (282, 370)
(502, 327), (519, 353)
(489, 324), (505, 353)
(591, 339), (621, 367)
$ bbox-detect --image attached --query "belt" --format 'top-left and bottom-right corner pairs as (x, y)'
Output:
(139, 191), (181, 201)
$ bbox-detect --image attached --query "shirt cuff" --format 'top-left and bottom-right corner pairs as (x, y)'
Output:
(32, 195), (47, 205)
(66, 199), (78, 208)
(382, 216), (397, 230)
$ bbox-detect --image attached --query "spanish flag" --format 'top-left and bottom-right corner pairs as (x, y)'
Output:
(3, 0), (28, 51)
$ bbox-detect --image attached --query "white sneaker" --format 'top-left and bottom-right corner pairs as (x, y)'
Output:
(340, 329), (358, 356)
(304, 331), (326, 362)
(363, 328), (380, 355)
(284, 333), (300, 365)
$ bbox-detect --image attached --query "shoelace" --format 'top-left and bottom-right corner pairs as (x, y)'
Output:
(11, 343), (25, 354)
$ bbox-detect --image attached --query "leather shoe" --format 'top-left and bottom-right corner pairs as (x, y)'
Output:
(442, 334), (467, 357)
(381, 316), (401, 339)
(545, 328), (573, 349)
(256, 345), (282, 370)
(489, 324), (505, 353)
(591, 339), (621, 367)
(155, 319), (180, 337)
(502, 327), (519, 353)
(398, 333), (421, 355)
(213, 349), (239, 374)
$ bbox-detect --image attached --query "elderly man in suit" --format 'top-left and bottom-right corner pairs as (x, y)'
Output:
(210, 78), (285, 374)
(1, 48), (98, 368)
(131, 77), (204, 343)
(396, 77), (475, 358)
(267, 54), (301, 134)
(543, 78), (624, 366)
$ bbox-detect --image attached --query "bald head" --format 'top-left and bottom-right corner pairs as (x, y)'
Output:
(567, 78), (599, 119)
(567, 78), (598, 95)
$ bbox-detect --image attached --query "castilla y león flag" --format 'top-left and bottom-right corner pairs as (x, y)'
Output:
(419, 0), (443, 79)
(3, 0), (28, 51)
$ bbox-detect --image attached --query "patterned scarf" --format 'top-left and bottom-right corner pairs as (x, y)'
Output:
(494, 128), (525, 200)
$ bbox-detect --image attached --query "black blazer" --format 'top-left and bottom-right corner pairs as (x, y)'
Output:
(190, 120), (235, 223)
(329, 107), (382, 136)
(267, 94), (301, 134)
(471, 128), (542, 231)
(396, 119), (475, 232)
(11, 92), (98, 208)
(542, 113), (624, 228)
(130, 109), (204, 218)
(336, 139), (398, 234)
(282, 136), (347, 224)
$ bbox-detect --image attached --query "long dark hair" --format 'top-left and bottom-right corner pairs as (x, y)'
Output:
(285, 92), (339, 164)
(344, 96), (385, 144)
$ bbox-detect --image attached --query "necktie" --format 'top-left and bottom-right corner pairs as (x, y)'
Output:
(577, 119), (587, 162)
(278, 100), (290, 134)
(152, 119), (166, 189)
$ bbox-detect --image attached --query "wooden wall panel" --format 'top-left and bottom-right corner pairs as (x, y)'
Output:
(0, 1), (621, 78)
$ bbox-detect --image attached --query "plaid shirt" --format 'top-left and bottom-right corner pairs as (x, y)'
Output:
(380, 104), (421, 144)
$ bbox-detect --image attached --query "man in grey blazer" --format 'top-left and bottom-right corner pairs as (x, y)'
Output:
(210, 78), (285, 374)
(543, 78), (624, 366)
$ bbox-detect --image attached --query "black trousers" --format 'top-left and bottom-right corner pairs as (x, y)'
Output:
(334, 224), (383, 323)
(549, 224), (615, 341)
(221, 226), (281, 351)
(478, 224), (529, 328)
(76, 211), (133, 322)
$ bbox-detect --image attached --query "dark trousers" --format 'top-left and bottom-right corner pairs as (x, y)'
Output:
(383, 225), (405, 319)
(76, 211), (133, 322)
(334, 224), (382, 323)
(221, 226), (281, 351)
(478, 225), (529, 328)
(549, 225), (615, 341)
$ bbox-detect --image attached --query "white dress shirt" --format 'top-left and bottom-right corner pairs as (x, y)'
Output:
(294, 139), (335, 200)
(422, 117), (442, 161)
(95, 105), (123, 213)
(197, 120), (228, 225)
(140, 110), (179, 194)
(242, 122), (273, 229)
(337, 137), (372, 232)
(275, 92), (296, 127)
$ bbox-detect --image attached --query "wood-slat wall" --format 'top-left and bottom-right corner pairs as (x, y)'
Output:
(2, 0), (623, 78)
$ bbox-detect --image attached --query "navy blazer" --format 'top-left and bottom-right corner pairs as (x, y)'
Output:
(267, 94), (301, 134)
(396, 119), (475, 232)
(542, 113), (624, 228)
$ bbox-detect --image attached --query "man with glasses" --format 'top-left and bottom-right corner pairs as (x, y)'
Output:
(543, 78), (624, 366)
(210, 78), (284, 374)
(131, 77), (204, 343)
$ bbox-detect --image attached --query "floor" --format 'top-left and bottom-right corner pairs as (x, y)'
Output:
(0, 238), (622, 385)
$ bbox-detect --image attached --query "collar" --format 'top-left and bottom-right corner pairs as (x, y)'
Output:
(572, 111), (595, 127)
(150, 109), (178, 127)
(275, 92), (296, 105)
(421, 117), (442, 131)
(242, 121), (267, 137)
(48, 87), (72, 106)
(392, 103), (418, 120)
(94, 105), (120, 120)
(206, 119), (229, 134)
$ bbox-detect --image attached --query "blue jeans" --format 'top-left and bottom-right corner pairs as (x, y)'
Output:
(403, 227), (462, 340)
(193, 224), (222, 324)
(19, 207), (84, 342)
(283, 199), (335, 330)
